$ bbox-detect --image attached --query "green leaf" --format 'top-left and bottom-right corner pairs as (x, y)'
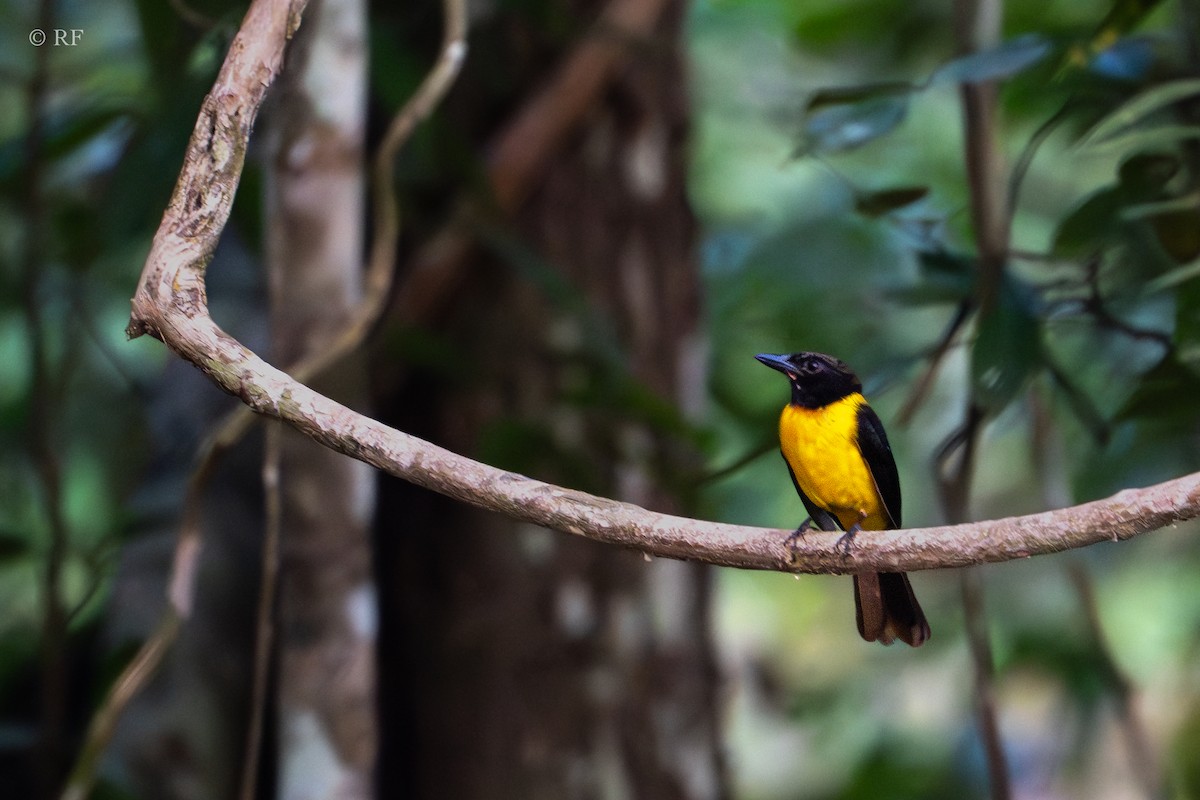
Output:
(806, 81), (915, 110)
(1051, 188), (1126, 257)
(793, 36), (1048, 158)
(888, 250), (975, 306)
(0, 106), (134, 187)
(919, 249), (976, 278)
(1172, 702), (1200, 800)
(1145, 207), (1200, 264)
(1091, 0), (1166, 38)
(1119, 192), (1199, 221)
(1142, 259), (1200, 294)
(929, 34), (1052, 86)
(1174, 275), (1200, 354)
(1116, 353), (1200, 422)
(0, 532), (29, 564)
(1077, 77), (1200, 147)
(971, 276), (1042, 414)
(1117, 152), (1180, 197)
(1007, 628), (1110, 707)
(1046, 359), (1110, 445)
(795, 95), (909, 156)
(186, 16), (240, 80)
(1076, 123), (1200, 155)
(854, 186), (929, 217)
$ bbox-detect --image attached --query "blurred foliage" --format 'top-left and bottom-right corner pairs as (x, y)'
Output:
(691, 0), (1200, 797)
(0, 0), (257, 794)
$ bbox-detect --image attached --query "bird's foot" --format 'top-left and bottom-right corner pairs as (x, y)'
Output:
(784, 518), (814, 555)
(835, 523), (862, 556)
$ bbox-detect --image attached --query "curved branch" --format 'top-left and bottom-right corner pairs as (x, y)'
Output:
(128, 0), (1200, 578)
(131, 288), (1200, 573)
(126, 0), (306, 341)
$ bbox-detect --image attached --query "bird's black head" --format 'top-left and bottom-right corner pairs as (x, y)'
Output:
(755, 352), (862, 409)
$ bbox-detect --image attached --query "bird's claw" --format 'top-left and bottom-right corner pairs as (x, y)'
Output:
(785, 518), (813, 549)
(784, 518), (814, 562)
(835, 523), (862, 557)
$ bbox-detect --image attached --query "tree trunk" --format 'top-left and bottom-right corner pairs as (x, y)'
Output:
(376, 0), (725, 796)
(265, 0), (378, 795)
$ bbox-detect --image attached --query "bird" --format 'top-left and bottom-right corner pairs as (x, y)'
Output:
(755, 351), (930, 647)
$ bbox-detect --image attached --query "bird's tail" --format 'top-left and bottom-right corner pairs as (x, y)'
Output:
(854, 571), (930, 647)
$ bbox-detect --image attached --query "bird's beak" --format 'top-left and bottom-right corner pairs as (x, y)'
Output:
(755, 353), (795, 379)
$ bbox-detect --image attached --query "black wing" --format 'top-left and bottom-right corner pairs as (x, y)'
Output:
(779, 450), (841, 532)
(855, 403), (901, 529)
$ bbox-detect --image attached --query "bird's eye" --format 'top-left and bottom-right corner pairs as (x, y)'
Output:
(800, 358), (821, 374)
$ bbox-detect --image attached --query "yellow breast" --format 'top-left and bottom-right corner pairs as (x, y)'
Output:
(779, 393), (888, 531)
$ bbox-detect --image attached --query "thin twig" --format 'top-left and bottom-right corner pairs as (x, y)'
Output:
(389, 0), (673, 325)
(695, 439), (775, 486)
(897, 299), (972, 426)
(1069, 564), (1162, 799)
(934, 402), (984, 525)
(64, 541), (117, 625)
(1006, 101), (1072, 225)
(952, 0), (1012, 796)
(160, 0), (468, 468)
(159, 0), (469, 575)
(168, 0), (217, 30)
(160, 0), (468, 620)
(23, 0), (71, 793)
(239, 422), (282, 800)
(60, 614), (183, 800)
(960, 570), (1012, 800)
(65, 0), (468, 792)
(63, 3), (310, 797)
(1082, 257), (1174, 351)
(71, 289), (149, 401)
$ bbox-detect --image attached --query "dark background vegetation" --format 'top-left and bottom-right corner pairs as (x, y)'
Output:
(2, 0), (1200, 797)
